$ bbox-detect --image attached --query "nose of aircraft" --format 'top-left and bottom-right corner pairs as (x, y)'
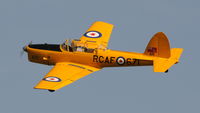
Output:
(23, 41), (32, 52)
(23, 45), (27, 52)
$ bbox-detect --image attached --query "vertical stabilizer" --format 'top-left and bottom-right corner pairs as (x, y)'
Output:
(144, 32), (171, 58)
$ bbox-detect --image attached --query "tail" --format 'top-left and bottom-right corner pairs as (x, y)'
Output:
(144, 32), (183, 72)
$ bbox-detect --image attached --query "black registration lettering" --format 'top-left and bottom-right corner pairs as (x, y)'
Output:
(104, 57), (110, 63)
(110, 57), (115, 63)
(93, 55), (116, 64)
(93, 55), (98, 62)
(127, 58), (132, 65)
(99, 56), (104, 63)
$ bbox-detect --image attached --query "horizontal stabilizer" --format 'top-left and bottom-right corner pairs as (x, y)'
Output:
(154, 48), (183, 72)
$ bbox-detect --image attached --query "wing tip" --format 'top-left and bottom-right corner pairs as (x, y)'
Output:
(93, 21), (114, 27)
(34, 87), (56, 92)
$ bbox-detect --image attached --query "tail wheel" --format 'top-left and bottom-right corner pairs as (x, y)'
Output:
(48, 90), (55, 92)
(165, 70), (169, 73)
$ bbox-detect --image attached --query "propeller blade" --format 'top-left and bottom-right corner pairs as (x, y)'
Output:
(20, 45), (27, 57)
(29, 41), (32, 45)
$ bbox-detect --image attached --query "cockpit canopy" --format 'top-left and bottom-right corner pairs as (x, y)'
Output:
(61, 39), (95, 53)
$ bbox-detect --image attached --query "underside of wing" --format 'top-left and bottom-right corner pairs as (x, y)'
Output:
(34, 62), (100, 91)
(79, 21), (114, 49)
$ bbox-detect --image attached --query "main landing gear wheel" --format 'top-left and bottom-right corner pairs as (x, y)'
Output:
(165, 70), (169, 73)
(48, 90), (55, 92)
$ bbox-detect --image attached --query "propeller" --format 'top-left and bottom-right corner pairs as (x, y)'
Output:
(20, 41), (32, 57)
(29, 41), (33, 45)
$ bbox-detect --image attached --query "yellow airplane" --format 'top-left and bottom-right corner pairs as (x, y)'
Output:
(23, 21), (183, 92)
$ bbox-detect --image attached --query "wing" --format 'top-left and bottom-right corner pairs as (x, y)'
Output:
(80, 21), (114, 49)
(34, 62), (100, 91)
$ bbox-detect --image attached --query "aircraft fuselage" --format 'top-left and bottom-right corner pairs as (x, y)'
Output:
(26, 44), (153, 68)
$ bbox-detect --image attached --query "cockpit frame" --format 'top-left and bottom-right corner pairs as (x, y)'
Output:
(60, 39), (95, 53)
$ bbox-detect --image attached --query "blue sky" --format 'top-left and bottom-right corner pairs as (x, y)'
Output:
(0, 0), (199, 113)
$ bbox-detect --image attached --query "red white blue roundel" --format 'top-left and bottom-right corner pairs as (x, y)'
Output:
(43, 77), (61, 82)
(84, 31), (102, 38)
(116, 57), (125, 65)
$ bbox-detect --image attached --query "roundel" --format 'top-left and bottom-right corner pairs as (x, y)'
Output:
(84, 31), (102, 38)
(43, 77), (61, 82)
(116, 57), (125, 65)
